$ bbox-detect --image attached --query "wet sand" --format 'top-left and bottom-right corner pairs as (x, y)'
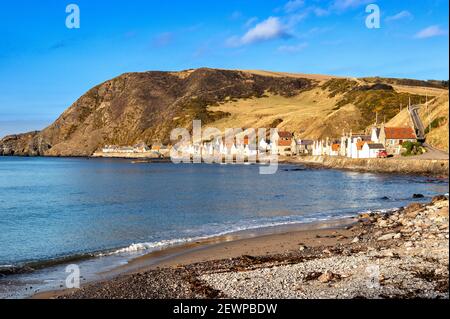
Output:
(34, 197), (449, 299)
(33, 218), (356, 299)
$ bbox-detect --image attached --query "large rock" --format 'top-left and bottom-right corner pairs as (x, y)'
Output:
(377, 233), (397, 241)
(404, 203), (424, 218)
(432, 195), (448, 203)
(318, 271), (336, 283)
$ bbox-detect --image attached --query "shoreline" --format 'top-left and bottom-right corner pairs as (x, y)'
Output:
(33, 217), (357, 299)
(1, 155), (448, 177)
(34, 196), (449, 299)
(0, 158), (446, 299)
(284, 155), (449, 177)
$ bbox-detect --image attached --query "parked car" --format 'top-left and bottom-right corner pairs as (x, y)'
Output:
(377, 150), (388, 158)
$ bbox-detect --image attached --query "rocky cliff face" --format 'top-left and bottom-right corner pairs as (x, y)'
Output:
(0, 131), (49, 156)
(0, 69), (313, 156)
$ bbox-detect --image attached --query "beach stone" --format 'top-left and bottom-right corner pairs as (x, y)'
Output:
(432, 195), (448, 203)
(390, 215), (399, 222)
(380, 250), (395, 257)
(351, 237), (360, 243)
(413, 194), (425, 199)
(438, 207), (449, 218)
(405, 203), (423, 217)
(378, 220), (389, 228)
(411, 232), (421, 240)
(359, 213), (371, 219)
(400, 227), (412, 233)
(377, 233), (396, 241)
(318, 271), (335, 283)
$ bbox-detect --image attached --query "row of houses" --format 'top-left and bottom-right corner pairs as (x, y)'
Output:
(98, 124), (417, 160)
(101, 143), (170, 156)
(311, 124), (417, 159)
(174, 135), (275, 158)
(102, 143), (151, 154)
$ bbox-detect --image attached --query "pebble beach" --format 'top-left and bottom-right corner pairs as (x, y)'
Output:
(41, 196), (449, 299)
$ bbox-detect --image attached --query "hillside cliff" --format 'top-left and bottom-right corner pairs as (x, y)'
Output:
(0, 68), (448, 156)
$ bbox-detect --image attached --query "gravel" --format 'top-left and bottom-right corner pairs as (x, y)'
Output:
(61, 197), (449, 299)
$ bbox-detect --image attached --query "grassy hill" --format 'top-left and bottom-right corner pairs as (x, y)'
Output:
(388, 89), (449, 151)
(207, 72), (446, 142)
(0, 68), (448, 156)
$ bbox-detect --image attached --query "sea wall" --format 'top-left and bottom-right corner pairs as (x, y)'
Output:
(293, 156), (449, 177)
(91, 151), (161, 159)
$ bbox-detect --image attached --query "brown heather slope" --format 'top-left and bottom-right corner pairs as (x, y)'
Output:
(0, 69), (313, 156)
(388, 90), (449, 152)
(0, 68), (448, 156)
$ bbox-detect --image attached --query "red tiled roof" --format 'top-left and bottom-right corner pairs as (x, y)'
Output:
(278, 131), (293, 139)
(384, 127), (416, 139)
(332, 144), (340, 152)
(278, 140), (292, 147)
(356, 141), (365, 151)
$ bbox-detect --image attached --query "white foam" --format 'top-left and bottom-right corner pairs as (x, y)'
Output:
(97, 205), (406, 259)
(98, 238), (195, 256)
(100, 208), (381, 257)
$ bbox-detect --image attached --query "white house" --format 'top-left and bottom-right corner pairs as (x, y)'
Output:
(360, 143), (386, 159)
(378, 124), (417, 155)
(294, 140), (314, 155)
(371, 127), (381, 143)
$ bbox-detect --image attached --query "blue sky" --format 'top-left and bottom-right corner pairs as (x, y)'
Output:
(0, 0), (448, 137)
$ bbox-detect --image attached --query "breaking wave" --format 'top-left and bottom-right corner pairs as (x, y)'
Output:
(101, 207), (402, 256)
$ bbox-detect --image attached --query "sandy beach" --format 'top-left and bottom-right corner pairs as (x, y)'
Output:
(34, 196), (449, 299)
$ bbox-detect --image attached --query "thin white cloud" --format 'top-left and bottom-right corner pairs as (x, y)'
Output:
(386, 10), (413, 22)
(298, 0), (369, 17)
(227, 17), (290, 47)
(278, 42), (308, 53)
(244, 17), (259, 28)
(284, 0), (305, 13)
(331, 0), (372, 11)
(286, 12), (309, 28)
(313, 7), (330, 17)
(414, 25), (447, 39)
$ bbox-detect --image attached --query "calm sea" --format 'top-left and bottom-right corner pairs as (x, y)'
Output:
(0, 157), (448, 298)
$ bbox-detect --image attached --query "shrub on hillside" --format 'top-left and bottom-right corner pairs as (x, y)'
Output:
(401, 141), (426, 156)
(424, 117), (447, 134)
